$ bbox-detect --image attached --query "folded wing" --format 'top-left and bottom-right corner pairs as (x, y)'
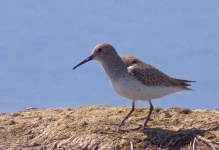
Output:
(121, 56), (195, 90)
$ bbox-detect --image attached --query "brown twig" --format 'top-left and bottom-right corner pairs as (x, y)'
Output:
(130, 140), (134, 150)
(195, 134), (216, 150)
(192, 137), (197, 150)
(187, 140), (192, 150)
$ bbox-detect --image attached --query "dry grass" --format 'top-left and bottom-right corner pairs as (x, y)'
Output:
(0, 105), (219, 149)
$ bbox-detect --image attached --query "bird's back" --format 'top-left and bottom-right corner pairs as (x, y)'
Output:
(121, 55), (195, 90)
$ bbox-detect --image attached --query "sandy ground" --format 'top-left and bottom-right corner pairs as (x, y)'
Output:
(0, 105), (219, 149)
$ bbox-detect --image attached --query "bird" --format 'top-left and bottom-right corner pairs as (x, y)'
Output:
(73, 43), (195, 130)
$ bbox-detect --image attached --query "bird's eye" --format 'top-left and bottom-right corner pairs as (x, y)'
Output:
(97, 48), (102, 53)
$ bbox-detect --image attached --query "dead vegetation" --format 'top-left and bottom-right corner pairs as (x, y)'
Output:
(0, 105), (219, 149)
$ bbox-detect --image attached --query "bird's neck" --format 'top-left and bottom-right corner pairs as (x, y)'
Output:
(101, 56), (128, 81)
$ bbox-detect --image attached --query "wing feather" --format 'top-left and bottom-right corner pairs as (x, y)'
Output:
(121, 56), (195, 89)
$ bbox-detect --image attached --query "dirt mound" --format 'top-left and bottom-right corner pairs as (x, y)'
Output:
(0, 105), (219, 149)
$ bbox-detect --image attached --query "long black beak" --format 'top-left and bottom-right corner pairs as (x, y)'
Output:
(73, 55), (93, 70)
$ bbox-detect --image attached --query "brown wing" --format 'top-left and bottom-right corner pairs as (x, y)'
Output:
(121, 55), (139, 67)
(124, 57), (195, 89)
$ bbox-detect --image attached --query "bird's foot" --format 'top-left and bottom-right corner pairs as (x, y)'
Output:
(105, 122), (120, 126)
(118, 120), (125, 127)
(105, 121), (124, 127)
(138, 126), (146, 131)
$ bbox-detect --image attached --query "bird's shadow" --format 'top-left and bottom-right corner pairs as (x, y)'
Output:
(118, 122), (219, 149)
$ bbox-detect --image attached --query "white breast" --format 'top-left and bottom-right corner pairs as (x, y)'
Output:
(110, 76), (186, 101)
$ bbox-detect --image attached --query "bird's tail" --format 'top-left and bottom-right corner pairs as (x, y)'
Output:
(175, 78), (196, 91)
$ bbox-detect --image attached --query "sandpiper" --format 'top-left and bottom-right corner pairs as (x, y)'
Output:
(73, 43), (195, 129)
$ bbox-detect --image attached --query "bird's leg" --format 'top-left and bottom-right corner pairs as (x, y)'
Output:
(119, 101), (135, 127)
(141, 100), (153, 129)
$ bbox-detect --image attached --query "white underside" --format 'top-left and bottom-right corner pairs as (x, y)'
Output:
(110, 76), (187, 101)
